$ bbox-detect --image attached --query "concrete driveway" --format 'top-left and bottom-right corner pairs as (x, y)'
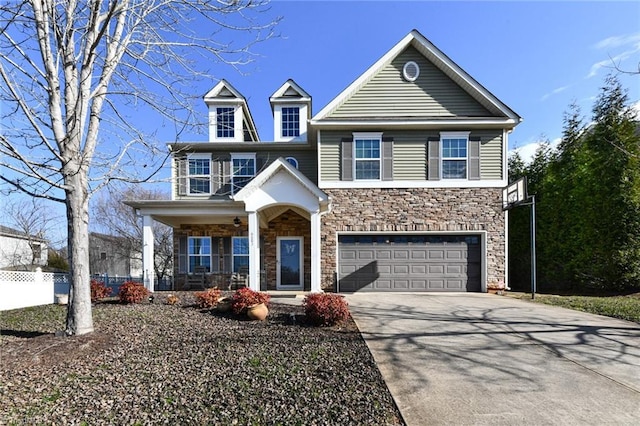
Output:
(345, 293), (640, 426)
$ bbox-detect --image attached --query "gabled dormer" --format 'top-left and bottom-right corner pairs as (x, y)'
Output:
(269, 79), (311, 142)
(204, 80), (259, 143)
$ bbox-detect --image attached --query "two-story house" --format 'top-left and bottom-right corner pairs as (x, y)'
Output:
(126, 30), (521, 293)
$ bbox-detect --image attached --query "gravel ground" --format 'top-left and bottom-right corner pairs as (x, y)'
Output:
(0, 292), (404, 425)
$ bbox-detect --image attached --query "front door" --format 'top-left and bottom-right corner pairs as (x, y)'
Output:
(276, 237), (303, 290)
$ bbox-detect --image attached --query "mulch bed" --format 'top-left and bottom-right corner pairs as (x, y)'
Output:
(1, 292), (404, 425)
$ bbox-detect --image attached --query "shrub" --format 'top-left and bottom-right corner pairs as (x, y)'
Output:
(303, 293), (349, 326)
(231, 287), (270, 315)
(195, 288), (222, 308)
(165, 294), (180, 306)
(118, 281), (150, 304)
(90, 279), (112, 303)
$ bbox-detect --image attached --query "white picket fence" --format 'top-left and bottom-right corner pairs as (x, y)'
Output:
(0, 268), (64, 311)
(0, 270), (171, 311)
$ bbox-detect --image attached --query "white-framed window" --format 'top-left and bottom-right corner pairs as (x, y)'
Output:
(232, 236), (249, 273)
(216, 107), (235, 138)
(441, 132), (469, 179)
(354, 132), (382, 180)
(188, 237), (211, 273)
(187, 153), (211, 195)
(273, 104), (308, 142)
(231, 153), (256, 194)
(281, 107), (300, 138)
(285, 157), (298, 169)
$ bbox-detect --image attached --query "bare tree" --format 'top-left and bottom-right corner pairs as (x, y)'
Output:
(0, 1), (279, 335)
(93, 185), (173, 281)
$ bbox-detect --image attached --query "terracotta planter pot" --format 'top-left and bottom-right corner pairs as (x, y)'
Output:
(247, 303), (269, 321)
(217, 297), (232, 313)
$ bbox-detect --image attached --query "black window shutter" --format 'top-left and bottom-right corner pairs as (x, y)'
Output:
(177, 157), (187, 195)
(468, 136), (481, 180)
(223, 237), (232, 273)
(341, 137), (354, 181)
(211, 159), (221, 194)
(222, 158), (231, 195)
(178, 236), (187, 274)
(427, 137), (440, 181)
(382, 137), (393, 181)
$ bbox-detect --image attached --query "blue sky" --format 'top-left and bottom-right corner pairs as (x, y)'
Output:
(180, 0), (640, 163)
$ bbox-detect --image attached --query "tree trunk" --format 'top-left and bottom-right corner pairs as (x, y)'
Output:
(64, 172), (94, 336)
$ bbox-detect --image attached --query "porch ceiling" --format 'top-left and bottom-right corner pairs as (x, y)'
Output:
(124, 200), (247, 228)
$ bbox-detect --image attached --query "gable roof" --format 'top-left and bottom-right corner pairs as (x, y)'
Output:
(269, 79), (312, 119)
(0, 225), (46, 242)
(312, 29), (521, 127)
(234, 157), (330, 212)
(270, 79), (312, 102)
(203, 79), (260, 141)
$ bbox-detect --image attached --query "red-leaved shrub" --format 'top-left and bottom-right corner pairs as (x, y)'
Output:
(195, 288), (222, 308)
(303, 293), (349, 326)
(231, 287), (270, 315)
(90, 279), (112, 303)
(118, 281), (150, 304)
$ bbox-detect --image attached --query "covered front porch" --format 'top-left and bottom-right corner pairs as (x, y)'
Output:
(126, 158), (331, 293)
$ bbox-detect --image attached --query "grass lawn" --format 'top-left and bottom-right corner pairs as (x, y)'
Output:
(0, 292), (404, 425)
(509, 292), (640, 323)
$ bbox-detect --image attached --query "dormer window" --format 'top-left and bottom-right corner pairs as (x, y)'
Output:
(281, 107), (300, 138)
(216, 107), (235, 138)
(270, 80), (311, 142)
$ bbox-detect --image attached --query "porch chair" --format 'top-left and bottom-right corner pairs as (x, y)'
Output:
(186, 266), (207, 290)
(228, 265), (249, 290)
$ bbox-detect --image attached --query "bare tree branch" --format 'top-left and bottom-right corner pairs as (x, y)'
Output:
(0, 0), (281, 335)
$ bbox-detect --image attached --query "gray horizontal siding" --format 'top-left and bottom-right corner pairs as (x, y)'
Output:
(319, 129), (503, 182)
(173, 148), (318, 199)
(319, 131), (342, 181)
(392, 133), (427, 180)
(329, 47), (492, 119)
(478, 130), (503, 180)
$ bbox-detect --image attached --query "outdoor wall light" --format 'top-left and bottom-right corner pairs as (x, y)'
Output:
(233, 216), (241, 227)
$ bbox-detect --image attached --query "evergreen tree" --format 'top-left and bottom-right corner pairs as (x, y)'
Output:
(507, 77), (640, 293)
(575, 75), (640, 291)
(542, 103), (586, 291)
(507, 151), (530, 290)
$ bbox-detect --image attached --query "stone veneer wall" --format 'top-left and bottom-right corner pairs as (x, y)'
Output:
(320, 188), (505, 292)
(262, 210), (311, 291)
(173, 212), (311, 291)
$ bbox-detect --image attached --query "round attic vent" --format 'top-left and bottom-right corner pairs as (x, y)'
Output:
(402, 61), (420, 82)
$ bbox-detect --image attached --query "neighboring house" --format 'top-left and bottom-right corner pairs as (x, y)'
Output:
(0, 225), (48, 270)
(89, 232), (142, 277)
(126, 30), (521, 293)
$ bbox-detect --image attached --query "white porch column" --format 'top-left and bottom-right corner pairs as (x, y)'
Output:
(310, 210), (323, 293)
(248, 211), (260, 291)
(142, 215), (155, 293)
